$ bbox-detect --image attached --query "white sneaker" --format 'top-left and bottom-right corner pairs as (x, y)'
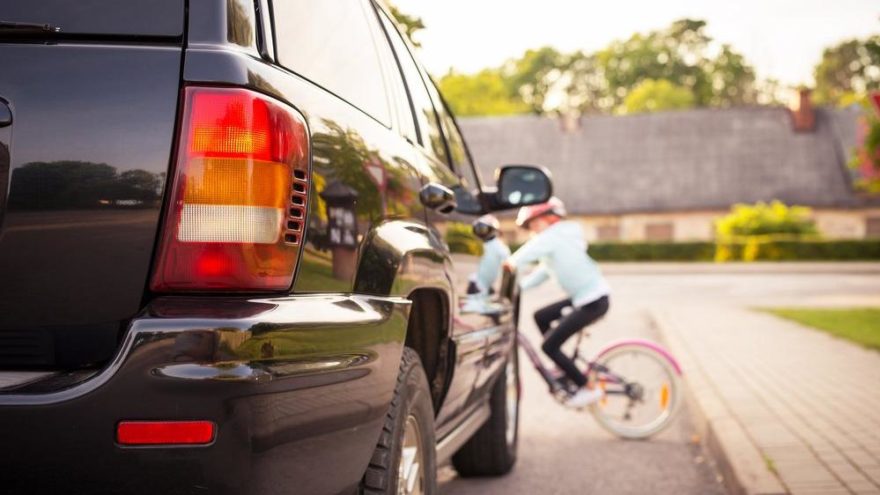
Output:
(565, 387), (604, 409)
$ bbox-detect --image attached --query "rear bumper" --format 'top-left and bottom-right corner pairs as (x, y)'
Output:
(0, 294), (410, 495)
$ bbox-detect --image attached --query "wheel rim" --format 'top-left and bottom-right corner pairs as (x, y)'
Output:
(398, 414), (425, 495)
(590, 346), (679, 439)
(504, 356), (519, 446)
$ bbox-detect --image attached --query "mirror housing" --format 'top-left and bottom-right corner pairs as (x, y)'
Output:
(485, 165), (553, 212)
(419, 182), (457, 214)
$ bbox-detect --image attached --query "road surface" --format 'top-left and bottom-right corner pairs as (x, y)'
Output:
(441, 265), (880, 494)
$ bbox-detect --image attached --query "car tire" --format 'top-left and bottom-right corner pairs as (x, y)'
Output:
(360, 347), (437, 495)
(451, 342), (520, 477)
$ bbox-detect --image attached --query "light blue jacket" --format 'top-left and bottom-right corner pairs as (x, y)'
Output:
(509, 220), (609, 306)
(474, 237), (511, 295)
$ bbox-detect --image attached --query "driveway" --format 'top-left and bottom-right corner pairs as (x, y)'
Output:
(441, 270), (727, 495)
(440, 263), (880, 495)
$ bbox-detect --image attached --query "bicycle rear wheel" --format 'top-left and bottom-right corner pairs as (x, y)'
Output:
(588, 342), (681, 439)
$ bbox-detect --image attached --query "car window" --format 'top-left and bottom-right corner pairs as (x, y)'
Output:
(426, 80), (484, 215)
(273, 0), (391, 125)
(376, 8), (448, 165)
(368, 5), (418, 144)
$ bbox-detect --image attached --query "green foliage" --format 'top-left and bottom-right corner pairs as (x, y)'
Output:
(623, 79), (696, 114)
(844, 95), (880, 193)
(588, 241), (715, 261)
(387, 4), (425, 47)
(715, 201), (818, 238)
(716, 238), (880, 262)
(438, 69), (529, 117)
(501, 46), (569, 114)
(764, 308), (880, 352)
(445, 222), (483, 255)
(813, 35), (880, 106)
(437, 19), (757, 117)
(595, 19), (756, 112)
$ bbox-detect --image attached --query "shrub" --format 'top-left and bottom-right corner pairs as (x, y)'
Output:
(716, 201), (818, 238)
(588, 241), (715, 261)
(445, 222), (483, 255)
(744, 238), (880, 261)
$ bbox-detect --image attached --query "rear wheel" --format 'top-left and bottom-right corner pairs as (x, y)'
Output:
(361, 348), (437, 494)
(589, 343), (681, 439)
(452, 344), (519, 476)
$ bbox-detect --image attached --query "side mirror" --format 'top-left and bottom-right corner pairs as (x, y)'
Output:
(493, 165), (553, 210)
(419, 182), (457, 214)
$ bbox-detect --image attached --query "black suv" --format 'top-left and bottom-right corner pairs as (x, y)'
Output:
(0, 1), (552, 493)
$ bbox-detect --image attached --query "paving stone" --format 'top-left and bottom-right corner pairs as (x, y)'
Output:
(653, 304), (880, 495)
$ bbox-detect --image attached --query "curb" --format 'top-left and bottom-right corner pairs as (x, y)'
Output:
(650, 310), (788, 495)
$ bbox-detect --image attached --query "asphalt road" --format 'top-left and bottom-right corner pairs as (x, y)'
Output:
(440, 274), (727, 495)
(440, 266), (880, 495)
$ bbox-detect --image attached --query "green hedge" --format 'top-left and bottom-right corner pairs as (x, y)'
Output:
(580, 239), (880, 262)
(464, 234), (880, 261)
(445, 222), (483, 255)
(718, 238), (880, 261)
(588, 241), (716, 261)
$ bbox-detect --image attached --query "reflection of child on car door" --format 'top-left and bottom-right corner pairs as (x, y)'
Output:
(505, 197), (611, 408)
(467, 215), (510, 297)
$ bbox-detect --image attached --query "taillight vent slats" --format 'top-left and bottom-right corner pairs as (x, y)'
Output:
(285, 168), (309, 246)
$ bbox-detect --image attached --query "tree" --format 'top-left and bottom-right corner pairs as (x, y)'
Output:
(595, 19), (756, 111)
(435, 19), (759, 117)
(814, 36), (880, 106)
(849, 96), (880, 193)
(388, 4), (425, 47)
(560, 51), (612, 114)
(438, 69), (529, 116)
(705, 45), (756, 106)
(623, 79), (695, 114)
(501, 46), (568, 114)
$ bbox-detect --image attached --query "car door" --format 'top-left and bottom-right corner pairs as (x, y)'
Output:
(424, 78), (517, 408)
(373, 7), (495, 431)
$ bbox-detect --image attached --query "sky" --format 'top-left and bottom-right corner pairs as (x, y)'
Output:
(393, 0), (879, 87)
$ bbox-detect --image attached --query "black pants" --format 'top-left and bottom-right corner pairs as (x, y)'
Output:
(534, 295), (610, 387)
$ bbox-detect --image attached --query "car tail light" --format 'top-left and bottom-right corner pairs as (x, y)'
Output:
(151, 87), (309, 291)
(117, 420), (215, 446)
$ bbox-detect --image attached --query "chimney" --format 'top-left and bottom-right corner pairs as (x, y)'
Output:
(791, 88), (815, 132)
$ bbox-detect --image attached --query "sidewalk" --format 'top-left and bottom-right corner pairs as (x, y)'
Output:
(653, 305), (880, 495)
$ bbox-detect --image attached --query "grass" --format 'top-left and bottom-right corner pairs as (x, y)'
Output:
(763, 308), (880, 351)
(763, 453), (778, 475)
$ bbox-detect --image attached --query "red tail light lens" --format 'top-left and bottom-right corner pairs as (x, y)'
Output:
(117, 420), (216, 446)
(151, 87), (309, 291)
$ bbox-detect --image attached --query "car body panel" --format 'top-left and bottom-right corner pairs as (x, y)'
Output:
(0, 294), (410, 494)
(0, 42), (182, 367)
(0, 0), (517, 492)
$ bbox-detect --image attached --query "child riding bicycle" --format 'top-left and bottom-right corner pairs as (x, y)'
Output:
(504, 197), (611, 408)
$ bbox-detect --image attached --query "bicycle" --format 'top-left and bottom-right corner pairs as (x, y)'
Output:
(517, 326), (683, 439)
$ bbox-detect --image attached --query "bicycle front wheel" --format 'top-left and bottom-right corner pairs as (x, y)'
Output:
(589, 342), (681, 439)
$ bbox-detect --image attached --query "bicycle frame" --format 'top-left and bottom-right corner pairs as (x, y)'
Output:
(516, 331), (682, 398)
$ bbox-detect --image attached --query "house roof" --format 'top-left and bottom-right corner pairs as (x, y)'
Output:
(460, 106), (875, 215)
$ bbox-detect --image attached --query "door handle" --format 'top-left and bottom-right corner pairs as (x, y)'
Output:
(419, 182), (457, 214)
